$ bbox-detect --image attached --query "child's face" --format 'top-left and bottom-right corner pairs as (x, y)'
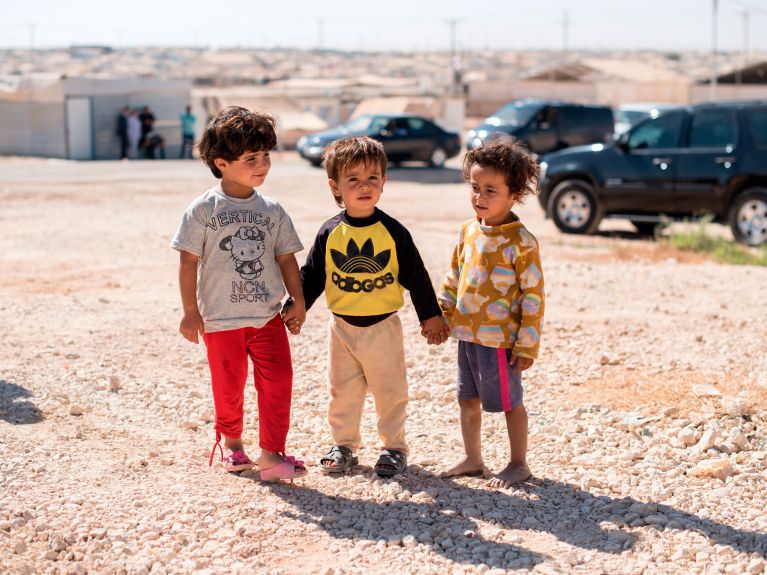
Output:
(215, 149), (271, 196)
(329, 161), (386, 218)
(469, 164), (516, 226)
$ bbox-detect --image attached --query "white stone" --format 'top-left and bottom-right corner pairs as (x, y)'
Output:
(746, 558), (764, 575)
(692, 384), (721, 398)
(721, 395), (749, 416)
(695, 430), (718, 452)
(688, 459), (734, 480)
(678, 427), (699, 446)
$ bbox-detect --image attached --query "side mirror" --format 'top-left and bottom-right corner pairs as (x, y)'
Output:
(616, 132), (630, 152)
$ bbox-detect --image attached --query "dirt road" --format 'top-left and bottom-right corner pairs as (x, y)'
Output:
(1, 154), (766, 574)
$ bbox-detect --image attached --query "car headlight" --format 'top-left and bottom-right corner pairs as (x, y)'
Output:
(297, 136), (307, 149)
(307, 146), (324, 157)
(467, 129), (476, 138)
(539, 161), (548, 181)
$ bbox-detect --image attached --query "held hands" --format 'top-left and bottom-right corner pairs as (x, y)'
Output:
(179, 311), (204, 344)
(281, 298), (306, 335)
(509, 354), (534, 374)
(420, 315), (450, 346)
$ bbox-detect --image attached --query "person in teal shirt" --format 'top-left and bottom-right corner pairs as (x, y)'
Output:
(180, 105), (196, 159)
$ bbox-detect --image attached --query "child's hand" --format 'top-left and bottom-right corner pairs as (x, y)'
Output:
(420, 316), (449, 345)
(281, 298), (306, 335)
(509, 354), (534, 374)
(179, 311), (204, 344)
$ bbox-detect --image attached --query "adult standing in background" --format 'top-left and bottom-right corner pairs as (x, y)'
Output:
(116, 106), (130, 159)
(139, 106), (156, 158)
(127, 109), (142, 159)
(179, 105), (196, 159)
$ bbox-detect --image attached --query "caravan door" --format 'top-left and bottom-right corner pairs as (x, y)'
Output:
(65, 97), (93, 160)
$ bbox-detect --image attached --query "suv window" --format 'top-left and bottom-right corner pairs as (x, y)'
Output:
(748, 108), (767, 149)
(558, 107), (581, 130)
(560, 107), (604, 130)
(627, 112), (685, 150)
(689, 109), (737, 148)
(531, 107), (556, 129)
(406, 118), (428, 133)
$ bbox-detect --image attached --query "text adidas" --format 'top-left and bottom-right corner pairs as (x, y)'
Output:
(331, 271), (394, 293)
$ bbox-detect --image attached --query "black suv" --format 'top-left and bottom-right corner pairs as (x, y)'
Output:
(466, 99), (614, 154)
(539, 100), (767, 246)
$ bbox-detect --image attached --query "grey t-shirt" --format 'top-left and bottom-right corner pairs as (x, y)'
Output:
(170, 185), (303, 332)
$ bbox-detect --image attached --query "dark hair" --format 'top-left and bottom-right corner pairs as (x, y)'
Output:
(462, 134), (539, 202)
(323, 136), (387, 206)
(198, 106), (277, 178)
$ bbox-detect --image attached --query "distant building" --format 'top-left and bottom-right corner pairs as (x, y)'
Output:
(0, 75), (190, 159)
(691, 61), (767, 103)
(196, 89), (329, 149)
(467, 58), (691, 116)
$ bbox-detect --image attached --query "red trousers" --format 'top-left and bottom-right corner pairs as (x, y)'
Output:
(202, 315), (292, 452)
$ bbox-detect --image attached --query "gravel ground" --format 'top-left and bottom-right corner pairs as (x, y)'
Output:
(1, 154), (766, 575)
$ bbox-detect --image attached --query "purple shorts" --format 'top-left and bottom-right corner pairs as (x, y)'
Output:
(457, 340), (523, 412)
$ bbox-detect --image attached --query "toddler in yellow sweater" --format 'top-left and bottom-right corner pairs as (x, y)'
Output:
(435, 135), (545, 487)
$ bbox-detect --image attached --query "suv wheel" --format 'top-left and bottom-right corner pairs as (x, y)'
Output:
(548, 180), (602, 234)
(729, 187), (767, 246)
(429, 147), (448, 168)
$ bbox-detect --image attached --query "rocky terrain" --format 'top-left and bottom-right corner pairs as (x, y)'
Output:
(1, 154), (766, 574)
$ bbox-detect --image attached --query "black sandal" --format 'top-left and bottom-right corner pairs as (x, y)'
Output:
(320, 445), (358, 474)
(374, 449), (407, 477)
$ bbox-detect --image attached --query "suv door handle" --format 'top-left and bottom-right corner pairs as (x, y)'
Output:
(715, 156), (736, 165)
(652, 158), (672, 165)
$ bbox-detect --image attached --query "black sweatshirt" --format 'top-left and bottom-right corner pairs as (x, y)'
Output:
(301, 208), (442, 327)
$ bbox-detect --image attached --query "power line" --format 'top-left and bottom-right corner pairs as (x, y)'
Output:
(725, 0), (767, 16)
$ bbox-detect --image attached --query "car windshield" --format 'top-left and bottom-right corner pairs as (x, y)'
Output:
(341, 116), (389, 133)
(486, 102), (542, 127)
(615, 110), (649, 126)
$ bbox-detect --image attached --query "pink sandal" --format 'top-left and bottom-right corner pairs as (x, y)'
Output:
(223, 450), (255, 472)
(259, 454), (308, 482)
(208, 433), (254, 473)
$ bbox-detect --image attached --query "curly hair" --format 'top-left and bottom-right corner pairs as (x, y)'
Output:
(198, 107), (277, 178)
(462, 134), (540, 202)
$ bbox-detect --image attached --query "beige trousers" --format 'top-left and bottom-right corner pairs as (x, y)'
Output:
(327, 314), (409, 453)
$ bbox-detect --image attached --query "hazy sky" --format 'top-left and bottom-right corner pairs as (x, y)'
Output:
(1, 0), (765, 52)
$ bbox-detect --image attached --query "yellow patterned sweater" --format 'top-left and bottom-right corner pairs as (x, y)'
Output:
(439, 216), (545, 358)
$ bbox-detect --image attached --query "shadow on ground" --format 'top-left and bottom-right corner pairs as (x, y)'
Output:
(594, 229), (656, 241)
(263, 471), (766, 570)
(0, 379), (44, 424)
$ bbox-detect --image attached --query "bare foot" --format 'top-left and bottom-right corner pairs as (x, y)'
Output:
(488, 462), (531, 488)
(439, 457), (489, 478)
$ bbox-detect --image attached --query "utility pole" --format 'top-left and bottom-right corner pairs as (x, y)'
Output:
(710, 0), (718, 101)
(26, 23), (36, 102)
(446, 19), (461, 97)
(27, 23), (35, 73)
(317, 19), (325, 51)
(734, 11), (749, 85)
